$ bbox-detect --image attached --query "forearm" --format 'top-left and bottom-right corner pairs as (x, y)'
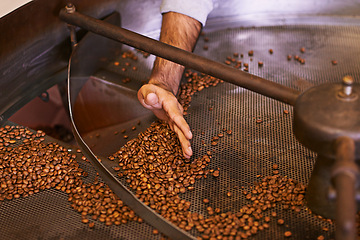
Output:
(149, 12), (202, 95)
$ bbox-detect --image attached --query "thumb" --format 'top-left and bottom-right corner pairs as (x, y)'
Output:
(145, 92), (161, 108)
(138, 85), (162, 110)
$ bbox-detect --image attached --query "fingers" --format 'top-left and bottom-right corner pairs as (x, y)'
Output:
(162, 100), (193, 140)
(137, 83), (193, 158)
(173, 124), (193, 158)
(139, 84), (192, 139)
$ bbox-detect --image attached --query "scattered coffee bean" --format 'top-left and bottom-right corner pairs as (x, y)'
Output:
(213, 170), (220, 177)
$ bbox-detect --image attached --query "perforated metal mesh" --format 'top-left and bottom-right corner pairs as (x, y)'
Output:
(2, 24), (360, 239)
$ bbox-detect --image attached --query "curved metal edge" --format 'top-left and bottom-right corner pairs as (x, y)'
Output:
(66, 40), (196, 240)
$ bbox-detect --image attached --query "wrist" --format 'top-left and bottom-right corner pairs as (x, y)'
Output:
(148, 79), (175, 94)
(149, 59), (184, 95)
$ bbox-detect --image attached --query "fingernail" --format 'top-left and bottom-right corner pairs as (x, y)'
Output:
(187, 146), (192, 155)
(188, 131), (193, 138)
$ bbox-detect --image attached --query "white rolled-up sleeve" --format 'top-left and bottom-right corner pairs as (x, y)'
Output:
(160, 0), (214, 26)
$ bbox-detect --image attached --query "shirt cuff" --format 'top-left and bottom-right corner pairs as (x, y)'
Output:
(160, 0), (213, 26)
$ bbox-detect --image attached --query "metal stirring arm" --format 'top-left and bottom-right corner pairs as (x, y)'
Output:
(332, 137), (359, 240)
(59, 4), (300, 106)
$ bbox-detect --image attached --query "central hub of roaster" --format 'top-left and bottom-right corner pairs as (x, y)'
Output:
(294, 76), (360, 219)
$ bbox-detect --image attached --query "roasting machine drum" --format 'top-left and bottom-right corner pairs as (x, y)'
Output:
(1, 3), (360, 240)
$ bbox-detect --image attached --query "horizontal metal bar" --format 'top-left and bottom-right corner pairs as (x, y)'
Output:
(59, 8), (300, 106)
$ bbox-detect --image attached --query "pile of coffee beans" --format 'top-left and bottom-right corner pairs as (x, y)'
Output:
(68, 177), (142, 227)
(0, 122), (324, 239)
(188, 166), (307, 239)
(0, 125), (84, 201)
(111, 121), (214, 229)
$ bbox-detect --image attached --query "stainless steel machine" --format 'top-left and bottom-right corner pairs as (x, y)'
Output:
(0, 0), (360, 239)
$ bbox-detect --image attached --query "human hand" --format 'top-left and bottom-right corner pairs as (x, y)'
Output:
(137, 83), (193, 158)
